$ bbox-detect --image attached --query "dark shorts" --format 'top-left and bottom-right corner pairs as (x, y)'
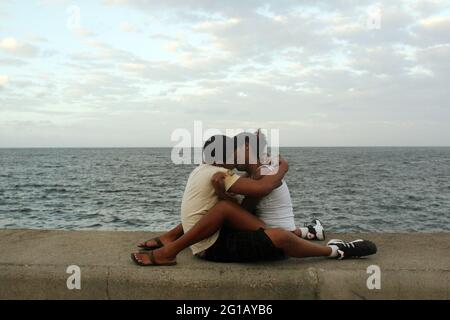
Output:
(201, 227), (286, 263)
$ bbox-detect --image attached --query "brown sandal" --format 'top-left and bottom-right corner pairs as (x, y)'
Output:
(131, 251), (177, 267)
(137, 237), (164, 250)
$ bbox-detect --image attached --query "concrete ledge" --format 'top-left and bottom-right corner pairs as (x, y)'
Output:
(0, 229), (448, 299)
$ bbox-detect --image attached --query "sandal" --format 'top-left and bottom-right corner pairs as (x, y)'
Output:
(131, 251), (177, 267)
(137, 237), (164, 250)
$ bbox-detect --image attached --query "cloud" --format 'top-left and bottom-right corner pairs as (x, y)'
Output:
(0, 37), (38, 57)
(415, 15), (450, 45)
(1, 0), (449, 147)
(73, 27), (97, 37)
(0, 75), (9, 87)
(420, 15), (450, 29)
(416, 44), (450, 75)
(120, 21), (140, 33)
(193, 17), (241, 31)
(120, 62), (146, 72)
(0, 57), (28, 66)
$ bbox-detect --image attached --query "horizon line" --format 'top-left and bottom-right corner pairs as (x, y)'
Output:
(1, 145), (450, 149)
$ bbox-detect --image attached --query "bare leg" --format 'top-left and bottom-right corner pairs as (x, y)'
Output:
(133, 200), (265, 265)
(265, 228), (331, 257)
(138, 223), (184, 247)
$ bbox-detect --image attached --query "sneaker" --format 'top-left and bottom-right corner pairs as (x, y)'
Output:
(304, 219), (325, 240)
(327, 239), (377, 260)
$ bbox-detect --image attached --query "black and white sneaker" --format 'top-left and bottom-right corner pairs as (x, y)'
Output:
(304, 219), (325, 240)
(327, 239), (377, 260)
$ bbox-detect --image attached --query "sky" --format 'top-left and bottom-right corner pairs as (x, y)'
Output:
(0, 0), (449, 147)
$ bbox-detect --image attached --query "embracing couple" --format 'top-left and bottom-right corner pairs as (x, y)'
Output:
(131, 131), (377, 266)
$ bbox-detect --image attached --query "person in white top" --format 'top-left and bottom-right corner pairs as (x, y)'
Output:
(234, 131), (325, 241)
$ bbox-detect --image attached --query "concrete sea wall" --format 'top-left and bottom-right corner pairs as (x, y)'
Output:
(0, 229), (448, 299)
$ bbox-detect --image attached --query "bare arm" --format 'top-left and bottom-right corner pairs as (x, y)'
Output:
(240, 166), (265, 213)
(227, 157), (289, 197)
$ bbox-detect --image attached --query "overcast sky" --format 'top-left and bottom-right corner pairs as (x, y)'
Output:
(0, 0), (449, 147)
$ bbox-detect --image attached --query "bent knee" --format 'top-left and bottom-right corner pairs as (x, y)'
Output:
(210, 200), (239, 215)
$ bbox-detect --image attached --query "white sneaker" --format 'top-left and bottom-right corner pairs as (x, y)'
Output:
(304, 219), (325, 241)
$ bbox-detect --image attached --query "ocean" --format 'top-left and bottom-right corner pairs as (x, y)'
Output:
(0, 147), (449, 232)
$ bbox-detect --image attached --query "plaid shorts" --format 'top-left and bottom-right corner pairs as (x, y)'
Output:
(199, 227), (286, 263)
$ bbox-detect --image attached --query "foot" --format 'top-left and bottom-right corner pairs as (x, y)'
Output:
(131, 248), (177, 266)
(138, 234), (174, 249)
(302, 219), (325, 240)
(327, 239), (377, 259)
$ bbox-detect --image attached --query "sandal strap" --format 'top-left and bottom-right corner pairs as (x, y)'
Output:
(148, 251), (157, 265)
(153, 237), (163, 247)
(143, 237), (163, 248)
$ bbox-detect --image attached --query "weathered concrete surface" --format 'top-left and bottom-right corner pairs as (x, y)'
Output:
(0, 229), (448, 300)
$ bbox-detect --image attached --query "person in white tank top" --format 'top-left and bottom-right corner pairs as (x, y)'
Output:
(238, 133), (325, 241)
(253, 164), (296, 231)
